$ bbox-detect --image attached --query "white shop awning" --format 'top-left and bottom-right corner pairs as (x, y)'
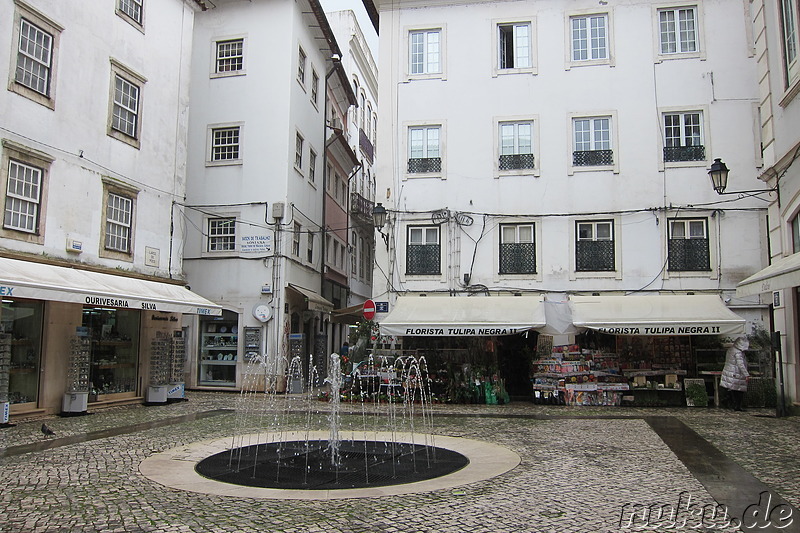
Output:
(0, 257), (222, 315)
(569, 294), (745, 336)
(287, 283), (334, 312)
(378, 295), (546, 336)
(736, 253), (800, 297)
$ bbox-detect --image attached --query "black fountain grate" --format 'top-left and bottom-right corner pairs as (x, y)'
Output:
(195, 440), (470, 490)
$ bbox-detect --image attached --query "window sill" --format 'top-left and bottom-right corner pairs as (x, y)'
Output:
(655, 51), (704, 63)
(662, 159), (708, 170)
(779, 78), (800, 108)
(493, 67), (537, 77)
(107, 129), (140, 150)
(0, 226), (44, 245)
(200, 250), (239, 259)
(496, 168), (539, 178)
(406, 73), (446, 82)
(566, 58), (613, 70)
(206, 159), (243, 167)
(8, 82), (55, 110)
(115, 10), (145, 34)
(568, 164), (618, 175)
(572, 270), (618, 280)
(498, 272), (541, 282)
(210, 71), (246, 79)
(404, 172), (444, 180)
(100, 248), (134, 262)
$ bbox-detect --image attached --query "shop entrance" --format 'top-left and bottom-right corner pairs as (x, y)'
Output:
(1, 298), (44, 410)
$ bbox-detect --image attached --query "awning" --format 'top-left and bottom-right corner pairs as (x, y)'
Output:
(736, 253), (800, 297)
(569, 294), (745, 336)
(378, 295), (546, 336)
(0, 257), (222, 315)
(287, 283), (334, 312)
(331, 302), (364, 323)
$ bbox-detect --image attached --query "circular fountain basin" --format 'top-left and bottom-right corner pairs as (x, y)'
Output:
(196, 439), (469, 490)
(140, 431), (520, 500)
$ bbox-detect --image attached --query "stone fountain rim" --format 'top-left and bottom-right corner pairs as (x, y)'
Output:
(139, 430), (520, 500)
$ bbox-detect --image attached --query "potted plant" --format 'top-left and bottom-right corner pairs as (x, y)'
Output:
(685, 382), (709, 407)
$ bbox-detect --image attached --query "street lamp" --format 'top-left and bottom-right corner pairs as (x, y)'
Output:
(372, 202), (387, 228)
(708, 158), (778, 196)
(372, 202), (389, 248)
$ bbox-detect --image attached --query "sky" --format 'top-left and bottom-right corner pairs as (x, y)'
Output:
(320, 0), (379, 55)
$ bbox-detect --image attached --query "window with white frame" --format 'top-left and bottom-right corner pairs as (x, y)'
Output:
(307, 232), (314, 263)
(780, 0), (799, 86)
(109, 61), (145, 147)
(295, 133), (304, 170)
(359, 236), (366, 278)
(208, 218), (235, 252)
(663, 111), (705, 162)
(215, 39), (243, 74)
(360, 93), (366, 130)
(499, 121), (534, 170)
(311, 70), (319, 103)
(117, 0), (143, 26)
(407, 226), (440, 275)
(572, 117), (613, 166)
(668, 218), (710, 271)
(4, 160), (42, 234)
(792, 214), (800, 254)
(576, 220), (614, 271)
(571, 14), (608, 61)
(15, 18), (53, 97)
(408, 126), (441, 173)
(210, 126), (241, 162)
(297, 47), (306, 84)
(498, 22), (532, 70)
(409, 29), (441, 75)
(500, 224), (535, 274)
(292, 223), (301, 256)
(105, 192), (133, 253)
(658, 6), (698, 55)
(309, 149), (317, 183)
(351, 231), (358, 274)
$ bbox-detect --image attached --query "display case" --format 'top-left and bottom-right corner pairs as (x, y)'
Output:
(199, 320), (238, 387)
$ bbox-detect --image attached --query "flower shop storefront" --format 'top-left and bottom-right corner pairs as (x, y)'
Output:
(528, 295), (747, 407)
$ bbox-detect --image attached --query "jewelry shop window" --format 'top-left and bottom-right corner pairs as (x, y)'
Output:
(82, 306), (140, 399)
(199, 310), (239, 387)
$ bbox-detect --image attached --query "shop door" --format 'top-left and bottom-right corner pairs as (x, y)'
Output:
(82, 307), (140, 400)
(1, 299), (44, 411)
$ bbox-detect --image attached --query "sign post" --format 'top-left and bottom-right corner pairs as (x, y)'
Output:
(363, 299), (376, 321)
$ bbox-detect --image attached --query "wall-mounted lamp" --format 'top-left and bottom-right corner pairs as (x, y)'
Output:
(372, 202), (389, 248)
(709, 158), (778, 196)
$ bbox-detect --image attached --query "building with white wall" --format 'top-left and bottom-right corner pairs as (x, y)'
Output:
(737, 0), (800, 410)
(367, 0), (770, 398)
(326, 9), (379, 357)
(0, 0), (219, 419)
(182, 0), (355, 389)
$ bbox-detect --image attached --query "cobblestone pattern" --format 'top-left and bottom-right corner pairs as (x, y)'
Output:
(0, 393), (798, 533)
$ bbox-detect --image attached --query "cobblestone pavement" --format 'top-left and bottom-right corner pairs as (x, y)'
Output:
(1, 393), (798, 533)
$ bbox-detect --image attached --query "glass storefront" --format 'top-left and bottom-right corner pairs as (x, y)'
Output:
(82, 306), (140, 398)
(198, 310), (239, 387)
(0, 299), (44, 406)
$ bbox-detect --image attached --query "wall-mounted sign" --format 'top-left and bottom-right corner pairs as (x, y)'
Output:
(253, 304), (272, 322)
(240, 233), (273, 253)
(145, 247), (160, 267)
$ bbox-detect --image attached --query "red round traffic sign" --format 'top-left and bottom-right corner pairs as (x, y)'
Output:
(362, 299), (376, 320)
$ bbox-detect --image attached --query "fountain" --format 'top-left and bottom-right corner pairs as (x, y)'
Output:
(194, 352), (470, 490)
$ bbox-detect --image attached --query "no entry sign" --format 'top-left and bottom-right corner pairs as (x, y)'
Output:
(362, 299), (376, 320)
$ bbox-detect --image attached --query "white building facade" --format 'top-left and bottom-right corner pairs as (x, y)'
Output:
(369, 0), (770, 398)
(326, 10), (379, 356)
(0, 0), (218, 419)
(737, 0), (800, 409)
(182, 0), (355, 389)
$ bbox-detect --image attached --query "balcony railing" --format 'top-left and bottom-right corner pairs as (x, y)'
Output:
(359, 129), (374, 163)
(499, 243), (536, 274)
(406, 244), (441, 275)
(350, 191), (373, 222)
(499, 153), (535, 171)
(664, 145), (705, 162)
(408, 157), (441, 174)
(576, 240), (615, 271)
(668, 238), (711, 271)
(573, 149), (614, 167)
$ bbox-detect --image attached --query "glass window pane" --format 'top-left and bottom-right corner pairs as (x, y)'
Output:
(671, 221), (685, 238)
(519, 225), (533, 242)
(425, 227), (438, 244)
(578, 223), (593, 240)
(689, 220), (705, 238)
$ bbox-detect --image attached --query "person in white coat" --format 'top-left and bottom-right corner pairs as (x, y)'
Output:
(720, 336), (750, 411)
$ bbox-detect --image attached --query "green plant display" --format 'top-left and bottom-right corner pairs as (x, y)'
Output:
(685, 383), (709, 407)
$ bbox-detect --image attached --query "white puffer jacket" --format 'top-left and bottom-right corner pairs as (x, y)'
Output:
(720, 337), (750, 392)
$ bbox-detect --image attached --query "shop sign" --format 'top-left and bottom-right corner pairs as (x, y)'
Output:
(596, 326), (723, 335)
(394, 327), (523, 336)
(0, 285), (14, 296)
(1, 402), (9, 424)
(375, 301), (389, 313)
